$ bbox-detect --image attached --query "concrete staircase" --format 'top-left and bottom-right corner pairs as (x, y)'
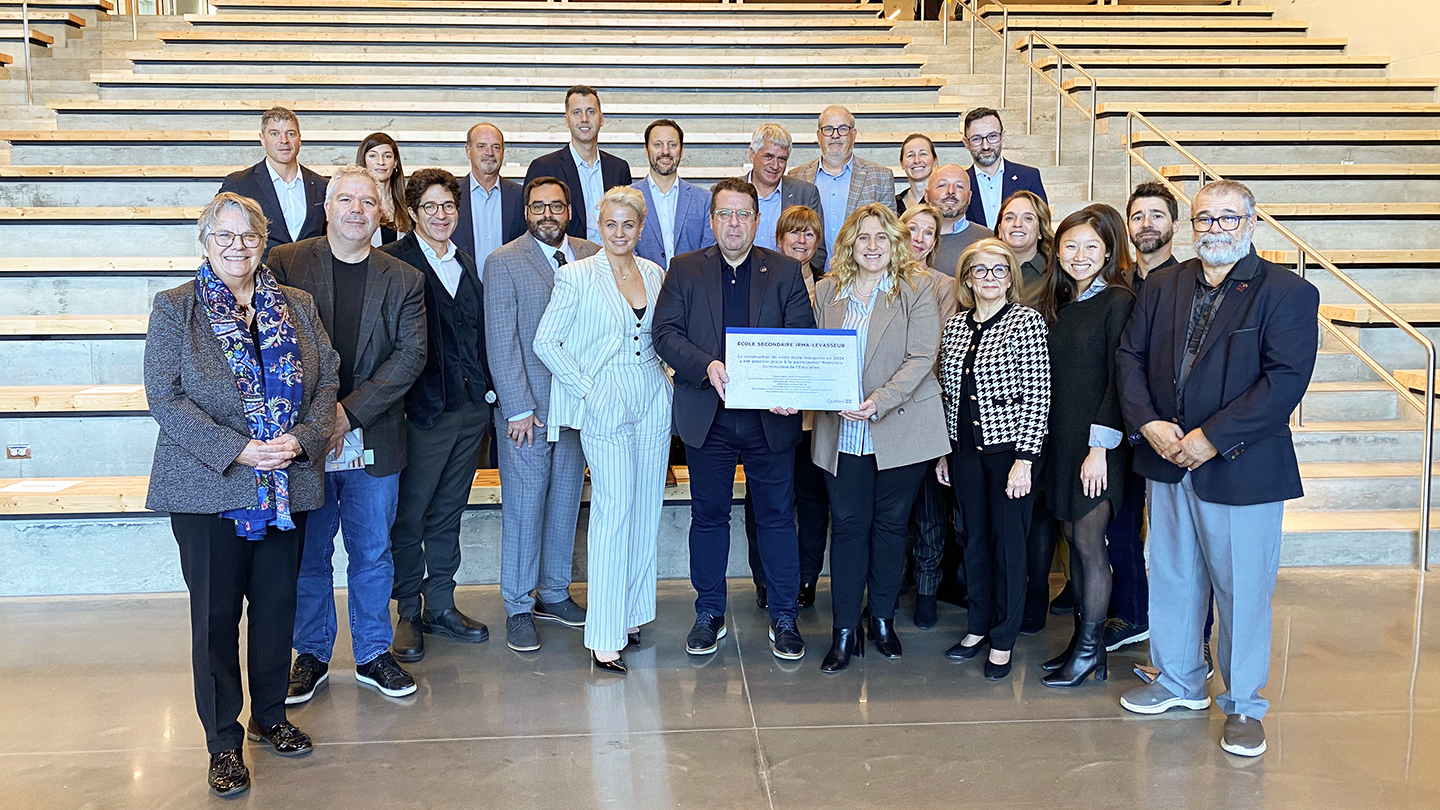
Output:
(0, 0), (1436, 596)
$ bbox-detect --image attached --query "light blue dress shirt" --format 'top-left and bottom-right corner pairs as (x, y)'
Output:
(814, 157), (853, 268)
(946, 216), (974, 235)
(469, 174), (505, 274)
(417, 237), (463, 298)
(508, 237), (578, 424)
(973, 158), (1006, 229)
(266, 161), (307, 243)
(750, 171), (782, 251)
(836, 274), (891, 456)
(649, 175), (680, 264)
(569, 144), (605, 244)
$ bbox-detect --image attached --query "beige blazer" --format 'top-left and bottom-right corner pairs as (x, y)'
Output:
(810, 272), (951, 474)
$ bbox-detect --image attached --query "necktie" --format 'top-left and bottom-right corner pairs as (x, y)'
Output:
(553, 250), (567, 267)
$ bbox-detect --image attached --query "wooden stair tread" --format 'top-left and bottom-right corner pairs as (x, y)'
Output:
(0, 0), (111, 8)
(0, 128), (962, 145)
(1164, 164), (1440, 178)
(0, 53), (10, 66)
(206, 0), (874, 11)
(124, 49), (924, 67)
(982, 3), (1277, 14)
(1260, 249), (1440, 265)
(0, 385), (147, 412)
(1097, 101), (1440, 116)
(1131, 129), (1440, 145)
(0, 27), (56, 45)
(1065, 76), (1435, 90)
(1263, 203), (1440, 217)
(1282, 509), (1440, 533)
(45, 99), (957, 115)
(0, 314), (150, 335)
(0, 165), (913, 182)
(0, 206), (201, 220)
(0, 10), (85, 25)
(1297, 461), (1440, 478)
(1033, 54), (1389, 69)
(155, 29), (907, 46)
(1012, 35), (1344, 50)
(182, 12), (896, 28)
(86, 71), (944, 89)
(1394, 370), (1433, 391)
(1320, 304), (1440, 324)
(1003, 18), (1307, 30)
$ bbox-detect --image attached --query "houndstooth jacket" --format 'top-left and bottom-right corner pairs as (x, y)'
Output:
(938, 302), (1050, 459)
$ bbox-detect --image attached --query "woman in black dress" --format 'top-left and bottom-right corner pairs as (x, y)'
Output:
(1035, 208), (1134, 688)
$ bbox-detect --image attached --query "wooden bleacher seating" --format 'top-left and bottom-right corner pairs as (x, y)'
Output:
(0, 11), (86, 29)
(0, 256), (194, 273)
(1393, 370), (1435, 395)
(1064, 77), (1437, 93)
(981, 3), (1276, 16)
(1260, 250), (1440, 266)
(0, 27), (54, 47)
(0, 384), (147, 413)
(182, 11), (898, 30)
(153, 30), (907, 47)
(0, 0), (111, 10)
(45, 99), (950, 117)
(0, 314), (149, 336)
(1095, 101), (1440, 119)
(124, 50), (927, 69)
(1318, 304), (1440, 325)
(204, 0), (873, 12)
(85, 72), (946, 93)
(1000, 18), (1309, 33)
(1166, 165), (1440, 180)
(1131, 130), (1440, 147)
(0, 206), (200, 222)
(1010, 35), (1345, 51)
(1032, 54), (1391, 71)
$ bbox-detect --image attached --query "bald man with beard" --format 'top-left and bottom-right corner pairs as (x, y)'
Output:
(926, 164), (993, 278)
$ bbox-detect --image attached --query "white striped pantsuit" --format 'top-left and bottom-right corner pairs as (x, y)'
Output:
(581, 358), (673, 652)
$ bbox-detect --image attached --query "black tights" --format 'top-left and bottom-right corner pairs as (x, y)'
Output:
(1062, 501), (1113, 625)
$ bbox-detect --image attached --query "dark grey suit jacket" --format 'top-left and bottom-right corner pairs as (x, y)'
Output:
(218, 160), (327, 261)
(144, 281), (339, 514)
(778, 176), (827, 274)
(268, 236), (428, 478)
(524, 147), (634, 240)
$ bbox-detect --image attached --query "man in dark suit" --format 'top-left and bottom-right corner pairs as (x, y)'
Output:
(379, 168), (494, 664)
(523, 85), (633, 244)
(1115, 180), (1318, 760)
(653, 177), (816, 661)
(453, 122), (525, 271)
(745, 122), (826, 275)
(218, 106), (327, 260)
(267, 165), (428, 706)
(962, 108), (1047, 230)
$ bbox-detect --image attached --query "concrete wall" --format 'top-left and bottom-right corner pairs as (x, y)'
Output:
(1270, 0), (1440, 80)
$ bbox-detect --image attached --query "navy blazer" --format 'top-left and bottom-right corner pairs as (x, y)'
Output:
(523, 147), (634, 240)
(452, 174), (526, 265)
(965, 160), (1047, 228)
(632, 176), (716, 270)
(218, 160), (327, 260)
(1116, 248), (1319, 505)
(652, 245), (817, 453)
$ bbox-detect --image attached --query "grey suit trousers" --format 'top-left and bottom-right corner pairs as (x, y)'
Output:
(496, 415), (586, 616)
(1147, 474), (1283, 720)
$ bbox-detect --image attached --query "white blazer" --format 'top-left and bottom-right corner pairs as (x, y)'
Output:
(533, 250), (666, 441)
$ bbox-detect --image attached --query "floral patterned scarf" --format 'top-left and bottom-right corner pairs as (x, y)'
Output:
(196, 260), (304, 540)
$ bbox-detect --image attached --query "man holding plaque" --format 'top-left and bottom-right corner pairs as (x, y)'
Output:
(653, 177), (817, 661)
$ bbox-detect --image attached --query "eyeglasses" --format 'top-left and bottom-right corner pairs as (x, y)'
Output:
(966, 132), (1003, 147)
(715, 209), (756, 223)
(1191, 214), (1249, 232)
(208, 231), (263, 249)
(419, 201), (458, 215)
(527, 201), (568, 215)
(819, 125), (855, 138)
(970, 264), (1010, 279)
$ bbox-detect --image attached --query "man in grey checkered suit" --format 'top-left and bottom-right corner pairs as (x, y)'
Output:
(484, 176), (601, 652)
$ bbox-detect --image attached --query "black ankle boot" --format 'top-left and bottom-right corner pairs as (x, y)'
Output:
(1042, 613), (1082, 672)
(820, 628), (865, 673)
(869, 616), (902, 659)
(1041, 618), (1108, 688)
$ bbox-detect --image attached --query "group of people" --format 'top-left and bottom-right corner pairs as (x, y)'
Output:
(143, 84), (1320, 797)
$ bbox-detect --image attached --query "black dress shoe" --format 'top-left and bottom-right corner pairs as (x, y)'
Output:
(798, 581), (817, 609)
(945, 636), (987, 660)
(984, 655), (1013, 681)
(627, 628), (642, 648)
(869, 616), (902, 659)
(591, 650), (627, 674)
(208, 749), (249, 798)
(685, 613), (727, 655)
(422, 607), (490, 642)
(755, 585), (768, 610)
(1018, 616), (1046, 636)
(819, 627), (865, 673)
(392, 615), (425, 663)
(245, 719), (313, 757)
(913, 594), (938, 629)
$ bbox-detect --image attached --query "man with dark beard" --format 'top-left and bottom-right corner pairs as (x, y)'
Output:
(484, 177), (601, 653)
(1126, 182), (1181, 296)
(963, 108), (1047, 229)
(632, 119), (715, 270)
(1115, 180), (1318, 760)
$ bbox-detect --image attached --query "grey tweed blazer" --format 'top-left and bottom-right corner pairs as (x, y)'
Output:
(144, 281), (340, 515)
(483, 234), (600, 423)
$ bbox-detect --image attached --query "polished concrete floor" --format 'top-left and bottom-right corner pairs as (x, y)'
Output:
(2, 568), (1437, 809)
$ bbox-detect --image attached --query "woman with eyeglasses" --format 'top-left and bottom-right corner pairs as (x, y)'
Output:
(1034, 208), (1135, 688)
(357, 132), (412, 245)
(811, 202), (950, 673)
(534, 186), (671, 674)
(896, 133), (938, 215)
(935, 238), (1050, 679)
(145, 191), (339, 796)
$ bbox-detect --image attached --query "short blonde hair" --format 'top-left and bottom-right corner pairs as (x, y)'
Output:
(599, 185), (646, 222)
(827, 203), (920, 306)
(197, 191), (268, 252)
(776, 204), (822, 244)
(955, 237), (1025, 311)
(900, 202), (944, 269)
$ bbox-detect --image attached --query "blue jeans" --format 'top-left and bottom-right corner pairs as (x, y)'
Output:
(293, 468), (401, 666)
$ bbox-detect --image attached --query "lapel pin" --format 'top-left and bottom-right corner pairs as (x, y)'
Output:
(1010, 174), (1018, 181)
(760, 265), (768, 273)
(1237, 282), (1248, 292)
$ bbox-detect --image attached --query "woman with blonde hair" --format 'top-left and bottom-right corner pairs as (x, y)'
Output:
(534, 185), (671, 674)
(936, 238), (1050, 679)
(812, 202), (950, 673)
(356, 132), (412, 244)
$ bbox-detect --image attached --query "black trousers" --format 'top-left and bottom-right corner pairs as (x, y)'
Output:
(172, 511), (306, 754)
(824, 453), (929, 629)
(391, 399), (490, 618)
(1023, 491), (1061, 626)
(951, 449), (1033, 651)
(745, 431), (830, 587)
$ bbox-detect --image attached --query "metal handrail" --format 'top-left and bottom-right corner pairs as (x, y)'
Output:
(1022, 32), (1095, 199)
(20, 0), (33, 105)
(941, 0), (1007, 108)
(1125, 110), (1436, 572)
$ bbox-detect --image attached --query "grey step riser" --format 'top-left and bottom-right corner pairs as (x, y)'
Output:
(89, 86), (948, 104)
(1086, 89), (1438, 104)
(1301, 389), (1399, 421)
(0, 221), (196, 255)
(1292, 477), (1435, 512)
(0, 275), (185, 316)
(1130, 144), (1440, 166)
(1106, 116), (1440, 133)
(1040, 67), (1394, 79)
(1277, 529), (1437, 567)
(0, 339), (143, 386)
(1312, 270), (1440, 306)
(0, 42), (52, 63)
(1293, 429), (1434, 463)
(1256, 221), (1440, 253)
(125, 63), (928, 79)
(0, 416), (157, 478)
(1325, 327), (1440, 380)
(1313, 351), (1381, 383)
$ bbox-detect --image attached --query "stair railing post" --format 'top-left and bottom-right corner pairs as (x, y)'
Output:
(1424, 351), (1435, 572)
(20, 0), (33, 106)
(1087, 81), (1096, 200)
(132, 0), (139, 40)
(968, 2), (975, 74)
(1054, 54), (1063, 166)
(998, 6), (1007, 108)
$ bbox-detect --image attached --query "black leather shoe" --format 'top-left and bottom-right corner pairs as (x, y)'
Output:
(685, 613), (727, 655)
(1042, 615), (1082, 672)
(1042, 619), (1108, 688)
(208, 749), (249, 798)
(769, 616), (806, 660)
(797, 581), (817, 609)
(946, 636), (986, 660)
(627, 628), (642, 648)
(755, 585), (768, 610)
(591, 650), (627, 674)
(1018, 616), (1046, 636)
(245, 719), (313, 757)
(819, 627), (865, 673)
(913, 594), (938, 630)
(869, 616), (903, 659)
(984, 654), (1013, 681)
(286, 653), (329, 705)
(423, 607), (490, 643)
(392, 615), (424, 663)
